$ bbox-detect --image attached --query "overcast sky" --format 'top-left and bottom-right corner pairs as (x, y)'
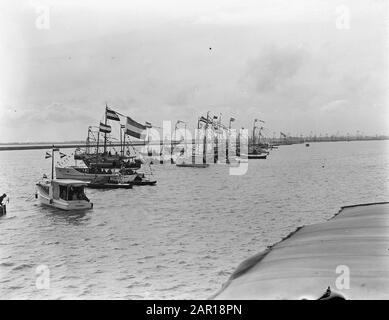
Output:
(0, 0), (388, 142)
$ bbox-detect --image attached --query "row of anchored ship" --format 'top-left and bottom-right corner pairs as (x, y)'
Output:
(35, 106), (273, 211)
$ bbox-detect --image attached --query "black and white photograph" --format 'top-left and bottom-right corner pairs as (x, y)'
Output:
(0, 0), (388, 306)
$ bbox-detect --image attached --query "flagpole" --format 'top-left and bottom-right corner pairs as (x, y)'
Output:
(95, 128), (100, 171)
(203, 112), (210, 164)
(120, 125), (123, 157)
(103, 103), (108, 155)
(51, 145), (54, 179)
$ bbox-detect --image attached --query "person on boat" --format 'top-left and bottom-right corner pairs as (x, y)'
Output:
(0, 193), (7, 205)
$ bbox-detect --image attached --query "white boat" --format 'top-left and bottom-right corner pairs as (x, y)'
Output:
(36, 179), (93, 211)
(55, 166), (136, 183)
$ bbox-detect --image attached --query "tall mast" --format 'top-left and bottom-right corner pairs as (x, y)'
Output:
(123, 131), (126, 157)
(86, 126), (91, 154)
(103, 103), (108, 154)
(51, 145), (55, 180)
(252, 119), (257, 145)
(120, 125), (123, 157)
(203, 112), (209, 164)
(95, 129), (100, 170)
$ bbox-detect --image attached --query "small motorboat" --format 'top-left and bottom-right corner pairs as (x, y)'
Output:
(36, 179), (93, 211)
(86, 176), (133, 189)
(119, 168), (157, 186)
(87, 182), (133, 189)
(132, 174), (157, 186)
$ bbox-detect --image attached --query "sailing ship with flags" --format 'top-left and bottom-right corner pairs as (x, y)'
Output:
(243, 118), (270, 159)
(56, 105), (156, 186)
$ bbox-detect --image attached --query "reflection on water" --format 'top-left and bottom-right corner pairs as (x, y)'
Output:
(0, 141), (388, 299)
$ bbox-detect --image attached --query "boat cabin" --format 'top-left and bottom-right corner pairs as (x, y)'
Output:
(51, 179), (89, 201)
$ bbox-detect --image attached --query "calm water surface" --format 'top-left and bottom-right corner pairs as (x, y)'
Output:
(0, 141), (388, 299)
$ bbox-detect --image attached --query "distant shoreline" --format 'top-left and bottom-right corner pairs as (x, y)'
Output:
(0, 137), (387, 152)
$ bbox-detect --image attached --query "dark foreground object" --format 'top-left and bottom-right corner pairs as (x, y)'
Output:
(213, 202), (389, 300)
(0, 204), (6, 216)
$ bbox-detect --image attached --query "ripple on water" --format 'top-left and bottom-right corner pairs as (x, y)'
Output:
(0, 141), (388, 299)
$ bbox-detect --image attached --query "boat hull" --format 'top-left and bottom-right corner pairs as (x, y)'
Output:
(241, 153), (268, 159)
(55, 166), (136, 183)
(36, 184), (93, 211)
(176, 163), (210, 168)
(86, 183), (133, 189)
(132, 180), (157, 186)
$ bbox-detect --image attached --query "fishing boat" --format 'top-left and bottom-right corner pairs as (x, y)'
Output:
(36, 178), (93, 210)
(247, 118), (269, 159)
(57, 106), (157, 185)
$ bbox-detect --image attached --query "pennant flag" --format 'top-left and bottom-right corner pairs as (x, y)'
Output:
(125, 117), (147, 139)
(99, 122), (112, 133)
(145, 121), (152, 128)
(60, 152), (67, 158)
(106, 108), (120, 121)
(45, 152), (52, 159)
(199, 116), (210, 124)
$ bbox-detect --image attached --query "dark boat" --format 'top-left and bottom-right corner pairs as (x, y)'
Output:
(87, 182), (133, 189)
(86, 176), (133, 189)
(0, 204), (6, 216)
(247, 153), (267, 159)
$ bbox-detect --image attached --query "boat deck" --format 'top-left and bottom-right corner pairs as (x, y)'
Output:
(213, 202), (389, 300)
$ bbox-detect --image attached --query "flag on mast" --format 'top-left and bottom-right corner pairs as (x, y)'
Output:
(99, 122), (112, 133)
(106, 108), (120, 121)
(199, 116), (210, 124)
(125, 117), (147, 139)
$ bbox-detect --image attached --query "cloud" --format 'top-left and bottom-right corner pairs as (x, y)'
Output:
(320, 99), (349, 113)
(245, 45), (307, 93)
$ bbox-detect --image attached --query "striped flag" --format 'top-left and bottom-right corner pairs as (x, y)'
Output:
(199, 116), (210, 124)
(45, 152), (51, 159)
(230, 117), (235, 122)
(125, 117), (146, 139)
(99, 122), (112, 133)
(145, 121), (152, 128)
(106, 108), (120, 121)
